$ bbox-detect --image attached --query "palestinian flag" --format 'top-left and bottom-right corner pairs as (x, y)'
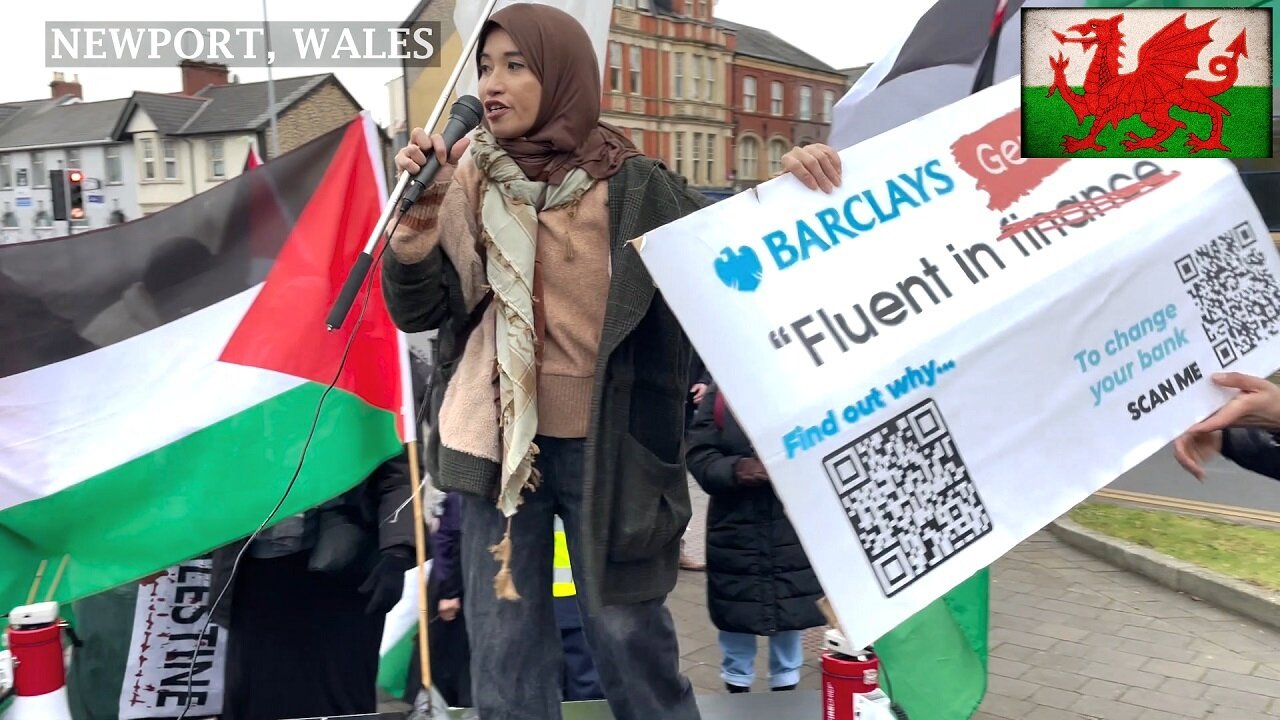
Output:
(0, 111), (412, 615)
(244, 145), (262, 171)
(1022, 6), (1273, 158)
(827, 0), (1037, 150)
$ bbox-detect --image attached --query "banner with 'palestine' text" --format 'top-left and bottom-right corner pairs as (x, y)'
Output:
(637, 77), (1280, 650)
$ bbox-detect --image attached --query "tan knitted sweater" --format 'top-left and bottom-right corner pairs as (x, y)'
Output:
(390, 149), (611, 451)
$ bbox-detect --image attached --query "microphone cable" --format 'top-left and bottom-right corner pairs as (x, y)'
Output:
(175, 207), (408, 720)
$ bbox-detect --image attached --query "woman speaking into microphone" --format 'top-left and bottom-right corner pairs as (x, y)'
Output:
(381, 4), (841, 718)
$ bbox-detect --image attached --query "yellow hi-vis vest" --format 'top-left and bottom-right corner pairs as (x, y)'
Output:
(553, 515), (576, 598)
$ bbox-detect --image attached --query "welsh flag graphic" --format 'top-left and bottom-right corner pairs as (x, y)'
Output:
(0, 112), (411, 617)
(1021, 5), (1273, 158)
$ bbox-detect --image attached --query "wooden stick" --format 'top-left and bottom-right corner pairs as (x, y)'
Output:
(44, 555), (70, 602)
(816, 595), (839, 629)
(26, 560), (48, 605)
(407, 440), (433, 694)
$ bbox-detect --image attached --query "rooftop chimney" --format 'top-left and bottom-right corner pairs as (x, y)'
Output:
(180, 60), (231, 96)
(50, 72), (83, 100)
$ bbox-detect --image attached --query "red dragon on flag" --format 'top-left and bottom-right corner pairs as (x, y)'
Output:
(1047, 12), (1249, 153)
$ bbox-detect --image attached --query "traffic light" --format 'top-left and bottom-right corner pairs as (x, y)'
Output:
(67, 169), (84, 221)
(50, 169), (67, 221)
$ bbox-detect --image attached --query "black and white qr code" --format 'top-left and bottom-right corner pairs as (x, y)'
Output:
(1176, 221), (1280, 369)
(822, 399), (991, 598)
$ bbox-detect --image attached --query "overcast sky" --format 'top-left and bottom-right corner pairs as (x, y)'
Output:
(3, 0), (936, 126)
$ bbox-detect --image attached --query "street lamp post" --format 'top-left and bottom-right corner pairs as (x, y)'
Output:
(262, 0), (280, 158)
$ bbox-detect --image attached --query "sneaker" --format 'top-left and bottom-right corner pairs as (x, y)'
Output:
(770, 684), (797, 692)
(725, 682), (750, 694)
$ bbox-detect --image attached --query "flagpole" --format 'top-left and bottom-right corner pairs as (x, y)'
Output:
(262, 0), (280, 158)
(396, 331), (437, 706)
(326, 0), (501, 331)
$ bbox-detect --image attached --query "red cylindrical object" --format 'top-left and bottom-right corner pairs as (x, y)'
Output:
(821, 649), (880, 720)
(7, 623), (66, 697)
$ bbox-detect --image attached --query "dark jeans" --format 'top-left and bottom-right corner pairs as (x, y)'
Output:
(461, 436), (700, 720)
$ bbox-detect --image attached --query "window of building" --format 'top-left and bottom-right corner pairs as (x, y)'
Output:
(105, 145), (121, 183)
(769, 139), (787, 176)
(743, 76), (756, 112)
(2, 203), (17, 228)
(771, 82), (784, 115)
(692, 132), (702, 184)
(609, 42), (623, 92)
(674, 53), (685, 98)
(691, 54), (701, 100)
(163, 140), (178, 180)
(161, 140), (178, 180)
(142, 139), (155, 180)
(34, 200), (51, 228)
(799, 86), (812, 121)
(629, 46), (642, 94)
(210, 139), (226, 178)
(16, 168), (27, 187)
(823, 90), (836, 123)
(0, 155), (10, 189)
(67, 148), (80, 171)
(705, 57), (715, 102)
(637, 0), (650, 8)
(674, 132), (684, 177)
(738, 137), (758, 180)
(705, 133), (715, 183)
(32, 153), (46, 187)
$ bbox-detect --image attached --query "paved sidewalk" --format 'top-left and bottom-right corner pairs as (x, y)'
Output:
(673, 479), (1280, 719)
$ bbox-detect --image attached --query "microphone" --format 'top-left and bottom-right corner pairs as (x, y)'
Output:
(398, 95), (484, 214)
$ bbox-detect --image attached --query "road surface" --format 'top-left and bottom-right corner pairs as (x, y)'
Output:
(1108, 442), (1280, 516)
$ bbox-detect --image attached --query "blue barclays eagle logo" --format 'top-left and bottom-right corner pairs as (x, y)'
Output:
(713, 246), (763, 292)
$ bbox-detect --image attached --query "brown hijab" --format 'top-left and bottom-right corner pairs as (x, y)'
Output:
(479, 4), (641, 184)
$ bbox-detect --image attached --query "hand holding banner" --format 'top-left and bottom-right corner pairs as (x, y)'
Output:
(636, 78), (1280, 649)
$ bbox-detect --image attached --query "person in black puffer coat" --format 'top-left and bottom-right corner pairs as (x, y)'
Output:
(686, 382), (825, 694)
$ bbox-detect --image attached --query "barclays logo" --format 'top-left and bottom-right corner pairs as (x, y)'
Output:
(713, 246), (764, 292)
(714, 159), (957, 293)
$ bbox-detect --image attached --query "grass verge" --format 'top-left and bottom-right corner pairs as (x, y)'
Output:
(1070, 501), (1280, 593)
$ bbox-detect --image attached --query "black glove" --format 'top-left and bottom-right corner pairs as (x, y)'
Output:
(359, 546), (416, 615)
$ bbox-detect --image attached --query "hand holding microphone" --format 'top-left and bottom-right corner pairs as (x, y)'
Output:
(396, 95), (483, 214)
(396, 129), (471, 187)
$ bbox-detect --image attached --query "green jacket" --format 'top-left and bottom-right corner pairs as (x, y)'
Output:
(381, 157), (710, 609)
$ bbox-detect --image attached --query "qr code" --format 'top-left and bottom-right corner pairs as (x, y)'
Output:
(822, 399), (991, 598)
(1176, 221), (1280, 368)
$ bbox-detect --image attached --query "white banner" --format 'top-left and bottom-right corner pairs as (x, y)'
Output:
(118, 559), (227, 719)
(637, 77), (1280, 650)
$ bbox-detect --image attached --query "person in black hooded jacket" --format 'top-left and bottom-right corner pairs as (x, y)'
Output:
(685, 383), (825, 693)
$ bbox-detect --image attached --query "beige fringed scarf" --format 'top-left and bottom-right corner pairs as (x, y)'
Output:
(470, 127), (596, 599)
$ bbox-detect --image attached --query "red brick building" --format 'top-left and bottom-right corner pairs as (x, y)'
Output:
(717, 19), (847, 190)
(603, 0), (735, 192)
